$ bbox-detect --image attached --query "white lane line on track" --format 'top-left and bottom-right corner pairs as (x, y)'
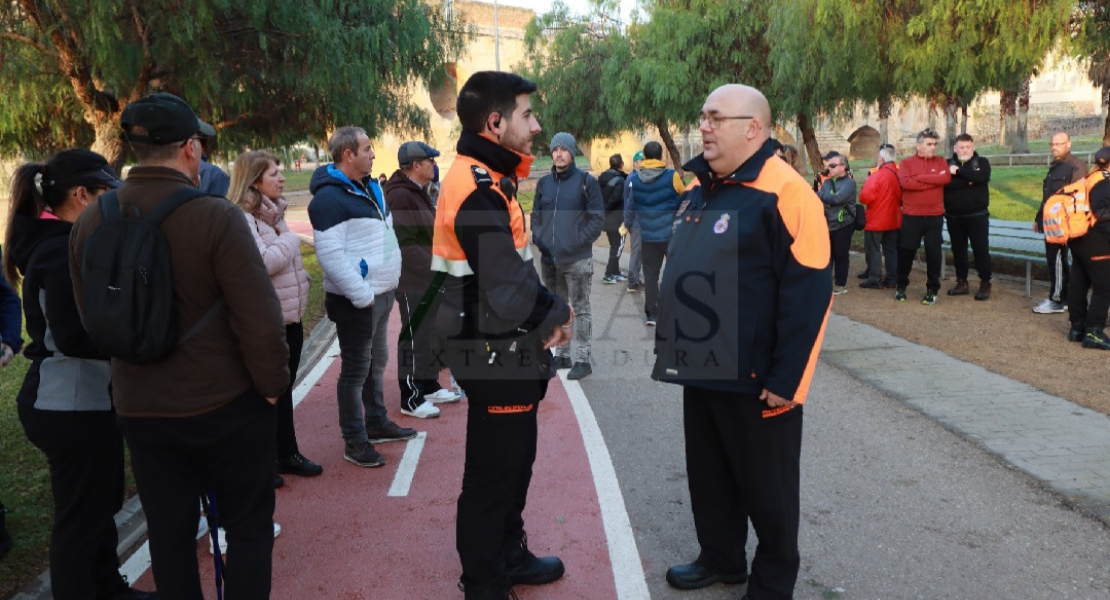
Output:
(293, 338), (340, 409)
(119, 541), (151, 587)
(388, 431), (428, 497)
(560, 373), (651, 600)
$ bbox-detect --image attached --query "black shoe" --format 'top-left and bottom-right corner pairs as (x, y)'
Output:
(458, 576), (518, 600)
(1069, 323), (1085, 343)
(504, 533), (564, 585)
(277, 453), (324, 477)
(665, 561), (748, 590)
(552, 355), (572, 370)
(857, 271), (870, 279)
(101, 588), (157, 600)
(859, 280), (884, 289)
(567, 361), (592, 380)
(1082, 327), (1110, 350)
(343, 440), (386, 467)
(366, 421), (417, 444)
(273, 474), (285, 489)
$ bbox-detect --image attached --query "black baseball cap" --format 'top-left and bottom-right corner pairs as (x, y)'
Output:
(120, 92), (212, 145)
(45, 149), (122, 191)
(1095, 146), (1110, 166)
(398, 141), (440, 166)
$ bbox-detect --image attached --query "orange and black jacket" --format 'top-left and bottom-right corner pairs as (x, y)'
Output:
(431, 130), (570, 347)
(653, 140), (831, 404)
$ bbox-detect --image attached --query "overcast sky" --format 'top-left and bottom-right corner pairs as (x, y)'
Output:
(496, 0), (641, 23)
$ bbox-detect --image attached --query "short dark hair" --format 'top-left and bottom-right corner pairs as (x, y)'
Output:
(955, 133), (974, 143)
(770, 139), (784, 153)
(457, 72), (538, 133)
(643, 141), (663, 160)
(917, 128), (940, 143)
(609, 154), (623, 169)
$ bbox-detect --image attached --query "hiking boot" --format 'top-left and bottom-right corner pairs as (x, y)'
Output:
(895, 288), (907, 302)
(504, 533), (565, 585)
(947, 279), (969, 296)
(552, 355), (572, 370)
(1082, 327), (1110, 350)
(344, 440), (386, 467)
(974, 281), (992, 301)
(366, 421), (417, 444)
(401, 400), (441, 419)
(1032, 299), (1066, 314)
(1069, 322), (1085, 343)
(458, 576), (518, 600)
(859, 280), (884, 289)
(567, 361), (592, 380)
(277, 452), (324, 477)
(922, 290), (938, 305)
(832, 285), (848, 295)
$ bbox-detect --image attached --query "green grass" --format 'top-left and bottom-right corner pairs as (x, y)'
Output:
(300, 242), (325, 333)
(975, 133), (1105, 157)
(284, 170), (314, 193)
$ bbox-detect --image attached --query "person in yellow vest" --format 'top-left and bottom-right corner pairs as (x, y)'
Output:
(431, 71), (574, 600)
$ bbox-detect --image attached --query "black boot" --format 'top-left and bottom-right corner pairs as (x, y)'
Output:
(458, 576), (517, 600)
(1069, 322), (1085, 343)
(503, 533), (564, 585)
(1082, 327), (1110, 350)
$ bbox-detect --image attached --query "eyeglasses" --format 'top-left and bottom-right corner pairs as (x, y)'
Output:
(698, 113), (755, 130)
(181, 135), (207, 149)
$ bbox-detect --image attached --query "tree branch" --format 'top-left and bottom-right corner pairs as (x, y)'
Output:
(0, 31), (52, 55)
(128, 0), (155, 100)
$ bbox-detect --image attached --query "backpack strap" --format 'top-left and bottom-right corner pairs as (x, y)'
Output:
(143, 187), (211, 225)
(178, 297), (226, 348)
(99, 190), (121, 222)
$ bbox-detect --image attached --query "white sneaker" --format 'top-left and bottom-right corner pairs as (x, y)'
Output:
(208, 523), (281, 554)
(424, 388), (462, 404)
(196, 515), (209, 540)
(449, 374), (465, 399)
(1032, 299), (1066, 314)
(401, 400), (441, 418)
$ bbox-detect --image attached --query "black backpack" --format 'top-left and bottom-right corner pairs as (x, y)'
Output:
(81, 188), (224, 364)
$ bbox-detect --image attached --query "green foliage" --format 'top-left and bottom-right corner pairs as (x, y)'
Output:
(0, 0), (469, 163)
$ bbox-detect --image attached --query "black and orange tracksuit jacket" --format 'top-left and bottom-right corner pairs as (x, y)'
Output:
(653, 140), (832, 405)
(431, 131), (571, 396)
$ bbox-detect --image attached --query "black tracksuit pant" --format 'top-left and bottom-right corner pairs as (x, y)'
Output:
(897, 215), (944, 291)
(118, 390), (276, 600)
(829, 226), (854, 287)
(604, 230), (624, 277)
(1046, 241), (1070, 303)
(276, 321), (303, 458)
(19, 406), (128, 600)
(1068, 233), (1110, 327)
(454, 376), (546, 586)
(397, 290), (445, 411)
(945, 212), (992, 283)
(683, 386), (803, 600)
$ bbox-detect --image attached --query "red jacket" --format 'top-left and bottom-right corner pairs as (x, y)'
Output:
(898, 154), (951, 216)
(859, 162), (902, 231)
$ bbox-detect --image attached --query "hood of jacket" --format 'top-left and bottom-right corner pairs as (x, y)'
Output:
(9, 212), (71, 276)
(638, 159), (669, 184)
(309, 164), (379, 199)
(598, 168), (626, 187)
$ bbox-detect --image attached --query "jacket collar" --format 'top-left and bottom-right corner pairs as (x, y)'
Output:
(685, 139), (775, 188)
(457, 130), (534, 180)
(550, 162), (579, 180)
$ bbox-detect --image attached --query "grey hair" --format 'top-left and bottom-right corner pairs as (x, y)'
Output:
(329, 126), (367, 163)
(916, 129), (940, 144)
(878, 146), (897, 163)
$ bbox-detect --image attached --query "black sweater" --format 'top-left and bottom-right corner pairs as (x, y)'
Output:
(943, 153), (991, 217)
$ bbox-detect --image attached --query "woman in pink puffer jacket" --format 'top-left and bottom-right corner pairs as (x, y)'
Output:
(229, 151), (321, 480)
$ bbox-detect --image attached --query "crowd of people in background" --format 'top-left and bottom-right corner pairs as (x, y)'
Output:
(2, 70), (1110, 600)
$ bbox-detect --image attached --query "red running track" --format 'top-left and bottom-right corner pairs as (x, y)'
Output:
(131, 306), (619, 600)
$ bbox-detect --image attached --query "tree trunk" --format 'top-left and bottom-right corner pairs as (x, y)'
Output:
(878, 97), (892, 144)
(1013, 77), (1031, 154)
(654, 118), (685, 176)
(943, 96), (959, 155)
(961, 104), (968, 135)
(1104, 108), (1110, 147)
(999, 89), (1017, 149)
(91, 114), (127, 172)
(797, 113), (821, 175)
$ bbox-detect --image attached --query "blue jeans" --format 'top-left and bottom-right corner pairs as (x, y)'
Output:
(325, 290), (395, 442)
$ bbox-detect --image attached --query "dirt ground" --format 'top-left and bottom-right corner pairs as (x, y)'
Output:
(832, 251), (1110, 417)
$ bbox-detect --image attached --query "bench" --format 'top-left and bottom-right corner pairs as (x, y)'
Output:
(939, 218), (1043, 297)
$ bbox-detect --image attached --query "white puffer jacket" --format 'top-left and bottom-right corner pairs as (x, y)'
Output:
(243, 197), (311, 324)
